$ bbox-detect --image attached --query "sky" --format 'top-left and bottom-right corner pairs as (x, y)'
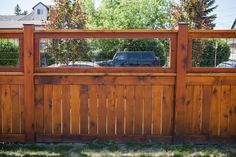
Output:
(0, 0), (235, 30)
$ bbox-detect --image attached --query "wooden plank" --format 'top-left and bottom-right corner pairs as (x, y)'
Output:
(107, 85), (116, 135)
(0, 86), (2, 134)
(11, 85), (20, 134)
(52, 85), (62, 134)
(19, 85), (24, 134)
(175, 24), (188, 135)
(162, 86), (174, 136)
(202, 86), (212, 135)
(192, 86), (202, 135)
(62, 85), (70, 135)
(143, 86), (152, 135)
(134, 86), (143, 135)
(34, 85), (44, 134)
(0, 76), (24, 84)
(43, 85), (53, 134)
(35, 76), (175, 85)
(152, 86), (162, 135)
(125, 86), (135, 135)
(220, 85), (231, 137)
(88, 85), (97, 135)
(230, 85), (236, 136)
(80, 85), (89, 134)
(2, 85), (11, 134)
(210, 86), (221, 136)
(24, 24), (35, 142)
(34, 30), (177, 39)
(70, 85), (80, 134)
(97, 85), (107, 135)
(184, 86), (194, 135)
(116, 85), (125, 135)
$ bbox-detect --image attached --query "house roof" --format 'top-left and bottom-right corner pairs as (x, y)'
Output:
(32, 2), (49, 10)
(231, 19), (236, 29)
(0, 15), (25, 21)
(19, 12), (34, 21)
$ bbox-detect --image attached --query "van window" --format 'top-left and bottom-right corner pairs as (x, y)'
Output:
(128, 53), (141, 59)
(114, 53), (127, 60)
(142, 53), (153, 59)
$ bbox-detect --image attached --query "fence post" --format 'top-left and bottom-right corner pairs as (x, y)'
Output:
(174, 23), (188, 138)
(24, 24), (35, 143)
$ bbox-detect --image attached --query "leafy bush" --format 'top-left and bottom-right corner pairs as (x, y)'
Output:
(0, 40), (19, 66)
(192, 39), (230, 67)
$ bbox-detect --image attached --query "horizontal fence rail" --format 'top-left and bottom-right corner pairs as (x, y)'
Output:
(0, 24), (236, 143)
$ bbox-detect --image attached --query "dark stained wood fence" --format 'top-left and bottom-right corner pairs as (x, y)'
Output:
(0, 24), (236, 143)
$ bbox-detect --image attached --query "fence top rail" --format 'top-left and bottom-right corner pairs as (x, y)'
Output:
(189, 30), (236, 38)
(34, 29), (178, 33)
(34, 29), (178, 39)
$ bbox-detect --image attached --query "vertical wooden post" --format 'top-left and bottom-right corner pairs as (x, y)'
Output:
(174, 23), (188, 137)
(24, 24), (35, 143)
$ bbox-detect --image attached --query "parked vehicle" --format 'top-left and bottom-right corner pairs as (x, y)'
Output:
(97, 51), (160, 67)
(216, 60), (236, 68)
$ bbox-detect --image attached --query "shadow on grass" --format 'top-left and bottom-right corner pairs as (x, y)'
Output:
(0, 141), (235, 157)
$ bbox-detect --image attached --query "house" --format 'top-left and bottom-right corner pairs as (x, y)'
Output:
(0, 2), (50, 30)
(229, 19), (236, 60)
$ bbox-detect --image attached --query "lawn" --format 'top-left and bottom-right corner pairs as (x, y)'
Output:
(0, 141), (235, 157)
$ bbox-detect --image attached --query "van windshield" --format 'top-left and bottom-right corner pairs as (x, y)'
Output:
(114, 53), (127, 60)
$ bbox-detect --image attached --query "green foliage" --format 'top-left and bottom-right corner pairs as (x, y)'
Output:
(84, 0), (172, 62)
(46, 0), (89, 65)
(14, 4), (28, 15)
(0, 40), (19, 66)
(171, 0), (218, 29)
(192, 39), (230, 67)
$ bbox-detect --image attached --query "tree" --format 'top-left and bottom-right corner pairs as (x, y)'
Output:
(45, 0), (89, 65)
(14, 4), (28, 15)
(0, 40), (19, 66)
(14, 4), (21, 15)
(192, 39), (230, 67)
(84, 0), (172, 64)
(171, 0), (218, 29)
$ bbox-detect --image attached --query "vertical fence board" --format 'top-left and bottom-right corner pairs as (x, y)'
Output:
(71, 85), (80, 134)
(11, 85), (20, 134)
(19, 85), (24, 134)
(0, 85), (2, 133)
(152, 86), (162, 135)
(97, 85), (107, 135)
(62, 85), (70, 135)
(220, 85), (231, 137)
(202, 86), (212, 135)
(116, 86), (125, 135)
(2, 85), (11, 134)
(88, 85), (98, 135)
(192, 85), (202, 135)
(134, 86), (143, 135)
(230, 85), (236, 136)
(52, 85), (62, 134)
(184, 86), (194, 134)
(125, 86), (135, 135)
(107, 85), (115, 135)
(80, 85), (89, 134)
(34, 85), (44, 134)
(44, 85), (53, 134)
(143, 86), (152, 135)
(162, 86), (174, 136)
(210, 85), (221, 136)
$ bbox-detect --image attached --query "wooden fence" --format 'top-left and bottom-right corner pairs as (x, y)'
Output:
(0, 24), (236, 143)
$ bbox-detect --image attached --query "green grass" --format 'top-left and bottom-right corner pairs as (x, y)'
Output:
(0, 141), (235, 157)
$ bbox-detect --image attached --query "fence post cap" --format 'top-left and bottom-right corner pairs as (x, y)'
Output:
(178, 22), (188, 25)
